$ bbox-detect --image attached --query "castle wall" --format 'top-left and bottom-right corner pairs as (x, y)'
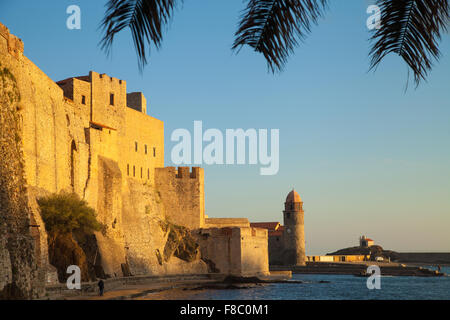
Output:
(90, 71), (126, 131)
(0, 21), (190, 288)
(65, 99), (91, 197)
(0, 24), (42, 298)
(121, 107), (164, 185)
(155, 167), (205, 230)
(238, 227), (270, 276)
(196, 228), (240, 275)
(121, 179), (167, 275)
(57, 77), (92, 110)
(0, 20), (211, 287)
(0, 21), (271, 292)
(204, 218), (250, 228)
(268, 234), (285, 265)
(19, 56), (67, 193)
(0, 238), (12, 293)
(93, 156), (126, 277)
(26, 187), (59, 285)
(14, 54), (92, 199)
(196, 227), (269, 276)
(121, 179), (208, 276)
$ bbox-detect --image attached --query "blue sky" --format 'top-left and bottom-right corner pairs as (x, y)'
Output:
(1, 0), (449, 254)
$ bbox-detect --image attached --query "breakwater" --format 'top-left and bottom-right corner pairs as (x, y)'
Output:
(271, 262), (445, 277)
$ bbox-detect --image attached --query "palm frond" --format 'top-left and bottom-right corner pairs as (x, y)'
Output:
(99, 0), (179, 70)
(369, 0), (450, 87)
(232, 0), (328, 72)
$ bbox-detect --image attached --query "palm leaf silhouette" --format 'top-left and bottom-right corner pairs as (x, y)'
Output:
(369, 0), (449, 87)
(99, 0), (449, 87)
(99, 0), (180, 70)
(232, 0), (328, 72)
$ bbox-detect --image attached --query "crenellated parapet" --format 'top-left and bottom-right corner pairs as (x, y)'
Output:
(155, 166), (205, 229)
(96, 72), (125, 85)
(157, 166), (203, 180)
(0, 22), (24, 59)
(176, 166), (203, 179)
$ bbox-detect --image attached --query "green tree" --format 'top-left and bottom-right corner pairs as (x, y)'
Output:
(37, 192), (103, 235)
(100, 0), (449, 87)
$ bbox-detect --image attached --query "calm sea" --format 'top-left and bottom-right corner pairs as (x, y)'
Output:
(141, 266), (450, 300)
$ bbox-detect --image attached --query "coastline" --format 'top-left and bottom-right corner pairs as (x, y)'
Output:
(44, 272), (294, 300)
(41, 263), (448, 300)
(271, 262), (447, 277)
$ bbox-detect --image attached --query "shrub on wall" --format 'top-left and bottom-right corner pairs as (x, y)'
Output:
(37, 192), (106, 282)
(37, 192), (103, 235)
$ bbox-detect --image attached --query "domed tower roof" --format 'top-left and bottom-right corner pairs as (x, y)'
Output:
(286, 189), (302, 203)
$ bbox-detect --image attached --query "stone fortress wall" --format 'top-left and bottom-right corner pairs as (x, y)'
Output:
(196, 227), (269, 276)
(155, 166), (205, 230)
(0, 22), (269, 297)
(0, 23), (56, 298)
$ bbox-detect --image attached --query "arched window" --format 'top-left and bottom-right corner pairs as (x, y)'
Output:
(70, 140), (77, 190)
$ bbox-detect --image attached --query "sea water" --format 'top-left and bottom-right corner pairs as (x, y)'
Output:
(141, 266), (450, 300)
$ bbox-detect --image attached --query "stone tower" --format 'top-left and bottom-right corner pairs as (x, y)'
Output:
(282, 189), (306, 266)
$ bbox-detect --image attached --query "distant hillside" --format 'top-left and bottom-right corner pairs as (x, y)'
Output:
(327, 245), (399, 261)
(327, 246), (450, 264)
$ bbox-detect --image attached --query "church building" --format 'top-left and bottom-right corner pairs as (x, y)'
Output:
(251, 189), (306, 266)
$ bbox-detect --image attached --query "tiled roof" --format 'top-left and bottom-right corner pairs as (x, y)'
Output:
(250, 222), (281, 231)
(269, 230), (283, 237)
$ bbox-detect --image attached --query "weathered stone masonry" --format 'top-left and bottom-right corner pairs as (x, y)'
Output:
(0, 22), (270, 298)
(0, 24), (42, 299)
(0, 21), (208, 294)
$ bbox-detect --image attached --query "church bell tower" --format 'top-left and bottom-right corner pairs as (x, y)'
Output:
(283, 189), (306, 266)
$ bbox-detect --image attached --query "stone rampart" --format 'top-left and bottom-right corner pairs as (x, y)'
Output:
(196, 227), (269, 277)
(155, 167), (205, 230)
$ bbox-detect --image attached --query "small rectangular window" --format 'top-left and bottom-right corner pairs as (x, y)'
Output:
(127, 164), (129, 176)
(110, 93), (114, 106)
(147, 169), (150, 179)
(145, 144), (148, 155)
(153, 147), (156, 157)
(140, 167), (143, 179)
(133, 166), (135, 177)
(135, 142), (138, 152)
(81, 95), (86, 105)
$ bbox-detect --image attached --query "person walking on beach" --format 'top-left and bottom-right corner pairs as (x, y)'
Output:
(98, 279), (105, 296)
